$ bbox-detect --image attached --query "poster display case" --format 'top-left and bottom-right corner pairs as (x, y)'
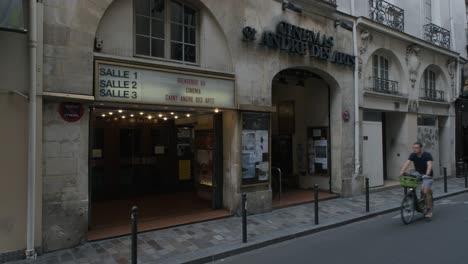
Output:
(307, 127), (329, 176)
(194, 130), (214, 186)
(241, 112), (271, 185)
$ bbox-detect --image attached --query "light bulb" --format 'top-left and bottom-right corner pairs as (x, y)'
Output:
(158, 114), (163, 118)
(186, 114), (191, 117)
(170, 112), (174, 115)
(122, 116), (126, 119)
(101, 114), (106, 117)
(109, 112), (113, 115)
(174, 116), (178, 119)
(163, 117), (168, 121)
(118, 109), (123, 113)
(214, 108), (219, 113)
(130, 114), (134, 117)
(148, 115), (152, 120)
(139, 112), (144, 115)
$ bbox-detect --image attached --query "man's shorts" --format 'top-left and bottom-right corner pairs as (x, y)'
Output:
(411, 172), (433, 189)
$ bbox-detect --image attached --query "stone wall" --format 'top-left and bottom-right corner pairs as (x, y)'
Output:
(42, 102), (89, 252)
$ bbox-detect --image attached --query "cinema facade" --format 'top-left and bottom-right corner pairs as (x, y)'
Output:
(25, 0), (356, 253)
(2, 0), (465, 260)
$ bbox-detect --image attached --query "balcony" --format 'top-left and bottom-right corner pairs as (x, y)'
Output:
(423, 23), (451, 49)
(369, 0), (404, 32)
(368, 77), (399, 94)
(420, 88), (445, 102)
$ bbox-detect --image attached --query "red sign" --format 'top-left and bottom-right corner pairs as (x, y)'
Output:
(59, 102), (84, 122)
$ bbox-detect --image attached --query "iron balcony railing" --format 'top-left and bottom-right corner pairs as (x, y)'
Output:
(369, 0), (404, 31)
(420, 88), (445, 102)
(368, 77), (399, 94)
(423, 23), (451, 49)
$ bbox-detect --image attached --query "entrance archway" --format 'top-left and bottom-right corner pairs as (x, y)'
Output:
(271, 67), (339, 207)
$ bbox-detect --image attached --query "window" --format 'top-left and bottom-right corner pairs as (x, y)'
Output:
(372, 55), (389, 80)
(424, 0), (432, 24)
(372, 55), (389, 91)
(424, 69), (436, 91)
(134, 0), (198, 63)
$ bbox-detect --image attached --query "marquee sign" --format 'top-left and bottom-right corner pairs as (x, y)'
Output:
(243, 22), (355, 67)
(95, 61), (236, 109)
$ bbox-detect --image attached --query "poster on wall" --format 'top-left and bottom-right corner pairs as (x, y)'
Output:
(307, 127), (329, 175)
(314, 140), (328, 170)
(195, 149), (213, 186)
(241, 112), (271, 185)
(194, 130), (213, 186)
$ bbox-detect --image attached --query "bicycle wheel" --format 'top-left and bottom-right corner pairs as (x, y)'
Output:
(401, 194), (415, 224)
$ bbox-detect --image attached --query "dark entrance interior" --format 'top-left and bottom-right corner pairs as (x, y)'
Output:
(88, 107), (228, 240)
(271, 69), (337, 208)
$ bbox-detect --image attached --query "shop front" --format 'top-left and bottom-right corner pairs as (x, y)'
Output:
(86, 60), (235, 239)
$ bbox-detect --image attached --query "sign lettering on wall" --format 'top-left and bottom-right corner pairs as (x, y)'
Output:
(243, 22), (355, 67)
(95, 61), (236, 108)
(58, 102), (84, 122)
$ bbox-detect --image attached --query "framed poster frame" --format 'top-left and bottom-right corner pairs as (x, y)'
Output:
(241, 112), (271, 186)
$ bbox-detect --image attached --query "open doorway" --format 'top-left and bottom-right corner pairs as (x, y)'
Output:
(88, 107), (229, 240)
(271, 68), (337, 208)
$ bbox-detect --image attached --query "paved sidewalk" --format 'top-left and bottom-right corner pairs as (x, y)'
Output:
(11, 177), (468, 264)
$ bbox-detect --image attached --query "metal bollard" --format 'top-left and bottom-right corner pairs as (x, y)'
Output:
(131, 206), (138, 264)
(464, 163), (468, 188)
(314, 184), (319, 225)
(365, 178), (370, 212)
(443, 167), (448, 193)
(242, 193), (247, 243)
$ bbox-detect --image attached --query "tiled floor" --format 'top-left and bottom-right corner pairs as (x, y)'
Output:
(89, 192), (231, 240)
(11, 177), (468, 264)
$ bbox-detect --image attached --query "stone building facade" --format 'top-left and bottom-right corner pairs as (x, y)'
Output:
(0, 0), (466, 261)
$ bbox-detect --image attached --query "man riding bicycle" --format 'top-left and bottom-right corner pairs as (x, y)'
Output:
(399, 142), (433, 219)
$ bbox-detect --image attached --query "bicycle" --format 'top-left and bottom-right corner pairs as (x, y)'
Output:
(399, 173), (434, 224)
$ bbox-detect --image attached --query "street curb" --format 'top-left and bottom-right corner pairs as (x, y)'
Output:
(180, 188), (468, 264)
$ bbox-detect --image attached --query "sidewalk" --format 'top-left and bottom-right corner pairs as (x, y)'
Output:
(11, 177), (468, 264)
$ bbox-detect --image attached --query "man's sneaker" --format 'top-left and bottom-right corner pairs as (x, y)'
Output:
(425, 210), (433, 221)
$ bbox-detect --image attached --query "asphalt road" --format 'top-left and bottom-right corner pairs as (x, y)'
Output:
(216, 192), (468, 264)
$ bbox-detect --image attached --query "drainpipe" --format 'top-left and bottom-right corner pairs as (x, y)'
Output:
(26, 0), (37, 259)
(449, 0), (455, 51)
(351, 0), (361, 177)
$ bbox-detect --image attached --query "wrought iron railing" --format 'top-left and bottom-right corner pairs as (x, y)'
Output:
(420, 88), (445, 102)
(369, 0), (404, 31)
(368, 77), (399, 94)
(423, 23), (451, 49)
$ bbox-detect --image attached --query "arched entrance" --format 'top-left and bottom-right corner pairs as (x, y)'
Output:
(271, 68), (339, 207)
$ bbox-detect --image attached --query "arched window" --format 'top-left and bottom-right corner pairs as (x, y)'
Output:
(134, 0), (198, 63)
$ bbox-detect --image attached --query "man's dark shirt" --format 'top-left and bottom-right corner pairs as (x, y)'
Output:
(408, 152), (433, 176)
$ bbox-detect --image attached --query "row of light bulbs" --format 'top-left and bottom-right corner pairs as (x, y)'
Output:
(100, 108), (220, 121)
(100, 109), (194, 120)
